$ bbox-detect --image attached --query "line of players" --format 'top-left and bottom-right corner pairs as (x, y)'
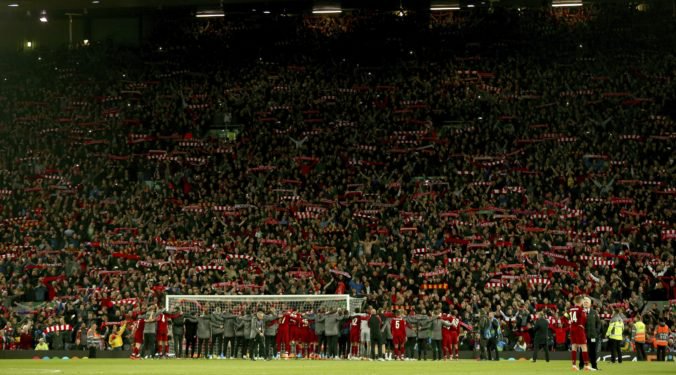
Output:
(341, 306), (464, 361)
(124, 295), (620, 366)
(126, 305), (466, 360)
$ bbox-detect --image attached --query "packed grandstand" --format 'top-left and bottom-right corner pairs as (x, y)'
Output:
(0, 3), (673, 360)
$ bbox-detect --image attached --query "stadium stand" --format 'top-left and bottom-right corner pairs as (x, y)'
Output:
(0, 4), (673, 358)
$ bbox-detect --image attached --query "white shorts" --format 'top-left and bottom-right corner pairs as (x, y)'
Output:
(360, 330), (370, 343)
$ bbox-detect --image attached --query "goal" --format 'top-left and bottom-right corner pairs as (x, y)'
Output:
(162, 294), (365, 358)
(165, 294), (366, 316)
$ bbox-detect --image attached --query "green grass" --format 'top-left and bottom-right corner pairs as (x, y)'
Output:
(0, 359), (673, 375)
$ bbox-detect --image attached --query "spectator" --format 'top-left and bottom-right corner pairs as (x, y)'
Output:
(108, 323), (126, 351)
(19, 324), (33, 350)
(86, 323), (101, 358)
(35, 337), (49, 351)
(514, 335), (527, 352)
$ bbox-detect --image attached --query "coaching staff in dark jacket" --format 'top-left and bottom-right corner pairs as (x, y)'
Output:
(531, 311), (550, 362)
(579, 297), (602, 370)
(368, 307), (384, 360)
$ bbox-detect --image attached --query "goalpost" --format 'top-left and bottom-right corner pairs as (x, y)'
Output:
(164, 294), (365, 358)
(166, 294), (366, 316)
(163, 295), (366, 358)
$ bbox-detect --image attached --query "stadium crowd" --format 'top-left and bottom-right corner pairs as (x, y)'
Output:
(0, 5), (674, 361)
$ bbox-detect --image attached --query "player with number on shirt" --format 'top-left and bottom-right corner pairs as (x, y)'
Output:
(568, 296), (595, 371)
(348, 308), (365, 359)
(130, 312), (145, 360)
(156, 310), (171, 358)
(390, 310), (407, 361)
(276, 310), (291, 358)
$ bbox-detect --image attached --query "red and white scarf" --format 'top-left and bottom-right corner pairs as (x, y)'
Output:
(195, 265), (225, 272)
(44, 324), (73, 333)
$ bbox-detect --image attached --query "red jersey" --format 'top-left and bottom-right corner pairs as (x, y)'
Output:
(568, 306), (587, 345)
(568, 306), (587, 331)
(390, 317), (407, 338)
(133, 319), (145, 343)
(441, 314), (450, 332)
(554, 325), (567, 345)
(157, 313), (169, 335)
(289, 313), (301, 327)
(278, 312), (291, 332)
(276, 313), (291, 349)
(304, 318), (317, 343)
(349, 315), (364, 343)
(288, 312), (302, 341)
(446, 315), (461, 334)
(350, 315), (363, 331)
(336, 281), (346, 294)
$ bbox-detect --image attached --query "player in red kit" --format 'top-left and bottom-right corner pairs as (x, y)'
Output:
(441, 312), (452, 360)
(276, 310), (291, 357)
(299, 317), (312, 358)
(390, 310), (407, 360)
(568, 296), (595, 371)
(303, 316), (318, 359)
(289, 312), (302, 357)
(156, 310), (170, 358)
(348, 308), (365, 359)
(130, 316), (145, 359)
(446, 310), (461, 360)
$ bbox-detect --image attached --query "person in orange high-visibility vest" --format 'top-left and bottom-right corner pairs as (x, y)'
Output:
(653, 321), (670, 362)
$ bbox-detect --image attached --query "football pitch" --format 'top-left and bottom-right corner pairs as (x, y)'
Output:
(0, 359), (673, 375)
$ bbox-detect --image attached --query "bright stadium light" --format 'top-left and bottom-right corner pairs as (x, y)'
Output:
(552, 1), (583, 7)
(196, 10), (224, 18)
(8, 3), (19, 7)
(431, 1), (460, 11)
(552, 3), (582, 7)
(39, 10), (48, 22)
(312, 9), (342, 14)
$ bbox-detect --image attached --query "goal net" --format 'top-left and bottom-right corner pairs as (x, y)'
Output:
(165, 294), (366, 316)
(162, 295), (365, 358)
